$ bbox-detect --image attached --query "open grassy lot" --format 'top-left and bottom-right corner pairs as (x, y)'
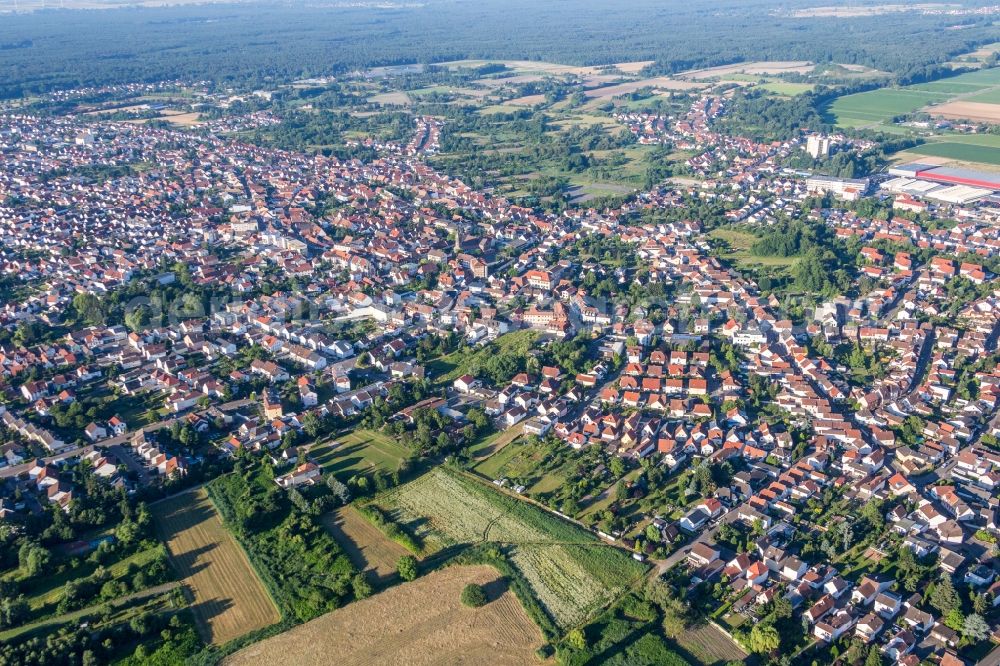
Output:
(153, 489), (279, 645)
(320, 505), (412, 587)
(308, 428), (410, 479)
(372, 468), (647, 629)
(467, 422), (525, 460)
(222, 565), (544, 666)
(708, 227), (798, 271)
(474, 436), (573, 494)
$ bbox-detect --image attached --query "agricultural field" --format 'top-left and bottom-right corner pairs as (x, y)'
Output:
(320, 505), (411, 587)
(904, 141), (1000, 166)
(583, 77), (704, 99)
(675, 622), (749, 665)
(756, 81), (814, 96)
(680, 60), (814, 80)
(826, 66), (1000, 127)
(928, 101), (1000, 124)
(153, 489), (279, 645)
(308, 428), (410, 479)
(823, 88), (947, 127)
(222, 565), (544, 666)
(371, 468), (647, 628)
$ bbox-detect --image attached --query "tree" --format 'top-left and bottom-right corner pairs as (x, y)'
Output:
(460, 583), (487, 608)
(964, 613), (990, 642)
(73, 292), (104, 326)
(302, 412), (323, 439)
(351, 573), (373, 600)
(865, 645), (884, 666)
(0, 595), (29, 629)
(326, 476), (351, 505)
(397, 555), (418, 581)
(930, 575), (960, 615)
(566, 628), (587, 650)
(18, 542), (50, 577)
(609, 457), (626, 478)
(645, 524), (661, 543)
(748, 624), (780, 654)
(124, 305), (150, 333)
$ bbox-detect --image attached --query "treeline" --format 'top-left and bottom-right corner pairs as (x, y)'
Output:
(1, 0), (996, 98)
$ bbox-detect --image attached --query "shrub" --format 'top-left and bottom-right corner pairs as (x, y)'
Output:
(397, 555), (418, 582)
(460, 583), (487, 608)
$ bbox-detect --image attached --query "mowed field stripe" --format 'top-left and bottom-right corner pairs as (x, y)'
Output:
(153, 489), (280, 645)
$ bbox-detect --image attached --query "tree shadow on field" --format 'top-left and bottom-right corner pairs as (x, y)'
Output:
(173, 542), (219, 577)
(189, 597), (235, 642)
(481, 576), (509, 603)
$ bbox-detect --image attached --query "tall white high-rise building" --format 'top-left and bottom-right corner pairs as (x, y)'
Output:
(806, 135), (831, 159)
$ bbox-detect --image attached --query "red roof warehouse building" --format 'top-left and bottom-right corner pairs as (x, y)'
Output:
(890, 163), (1000, 191)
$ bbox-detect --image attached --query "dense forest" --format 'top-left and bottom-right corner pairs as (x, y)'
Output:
(0, 0), (997, 98)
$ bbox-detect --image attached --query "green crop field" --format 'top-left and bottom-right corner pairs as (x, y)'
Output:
(927, 133), (1000, 148)
(824, 88), (948, 126)
(905, 142), (1000, 166)
(371, 468), (647, 629)
(908, 81), (989, 94)
(968, 88), (1000, 104)
(310, 429), (411, 479)
(825, 68), (1000, 127)
(946, 66), (1000, 86)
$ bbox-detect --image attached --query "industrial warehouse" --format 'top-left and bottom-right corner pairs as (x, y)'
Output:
(884, 162), (1000, 205)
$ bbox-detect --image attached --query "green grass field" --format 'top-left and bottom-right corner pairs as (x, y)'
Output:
(708, 227), (799, 271)
(310, 429), (410, 479)
(945, 66), (1000, 86)
(926, 133), (1000, 148)
(467, 422), (525, 460)
(908, 81), (989, 95)
(474, 437), (571, 490)
(474, 437), (530, 478)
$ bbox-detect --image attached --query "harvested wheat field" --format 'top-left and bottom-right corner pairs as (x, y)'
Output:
(153, 489), (279, 645)
(584, 77), (704, 98)
(929, 101), (1000, 123)
(506, 94), (548, 106)
(321, 505), (412, 586)
(682, 60), (814, 80)
(614, 60), (655, 74)
(223, 565), (544, 666)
